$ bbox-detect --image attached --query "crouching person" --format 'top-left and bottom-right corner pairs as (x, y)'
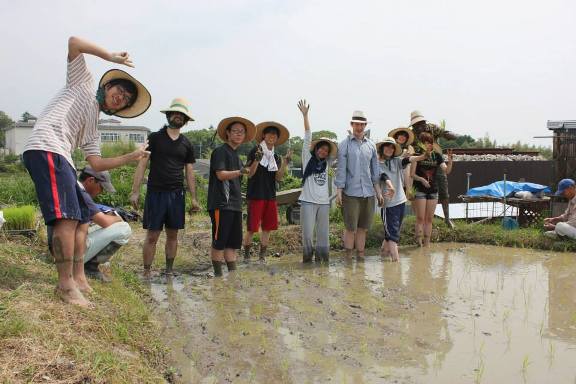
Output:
(208, 117), (256, 276)
(544, 179), (576, 239)
(48, 167), (131, 282)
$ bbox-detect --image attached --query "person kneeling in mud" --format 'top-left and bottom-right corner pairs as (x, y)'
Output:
(297, 99), (338, 263)
(208, 117), (256, 276)
(376, 138), (427, 261)
(242, 121), (291, 262)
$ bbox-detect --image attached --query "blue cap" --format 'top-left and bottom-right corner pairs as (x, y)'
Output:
(555, 178), (575, 196)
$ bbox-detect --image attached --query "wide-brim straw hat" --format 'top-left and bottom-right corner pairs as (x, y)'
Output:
(255, 121), (290, 146)
(376, 137), (402, 157)
(388, 127), (415, 146)
(310, 137), (338, 158)
(99, 69), (151, 119)
(217, 117), (256, 143)
(409, 110), (426, 127)
(160, 97), (194, 121)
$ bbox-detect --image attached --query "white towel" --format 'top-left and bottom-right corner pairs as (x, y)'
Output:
(259, 141), (278, 171)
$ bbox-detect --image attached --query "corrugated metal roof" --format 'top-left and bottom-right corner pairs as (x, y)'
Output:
(547, 120), (576, 130)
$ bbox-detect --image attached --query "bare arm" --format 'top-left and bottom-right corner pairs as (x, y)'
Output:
(68, 36), (134, 67)
(275, 150), (292, 181)
(128, 156), (149, 209)
(216, 169), (247, 181)
(441, 149), (454, 175)
(87, 141), (150, 172)
(92, 212), (122, 229)
(185, 164), (200, 211)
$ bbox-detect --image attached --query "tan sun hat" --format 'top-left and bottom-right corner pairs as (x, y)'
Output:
(388, 127), (415, 146)
(160, 97), (194, 121)
(99, 69), (151, 118)
(310, 137), (338, 158)
(409, 110), (426, 127)
(376, 137), (402, 157)
(255, 122), (290, 146)
(217, 117), (256, 143)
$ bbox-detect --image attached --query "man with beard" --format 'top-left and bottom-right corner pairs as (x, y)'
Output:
(131, 98), (200, 278)
(409, 110), (458, 228)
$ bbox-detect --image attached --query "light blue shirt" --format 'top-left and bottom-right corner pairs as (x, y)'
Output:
(335, 135), (380, 197)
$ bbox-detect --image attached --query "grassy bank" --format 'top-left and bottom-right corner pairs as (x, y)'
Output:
(0, 235), (169, 383)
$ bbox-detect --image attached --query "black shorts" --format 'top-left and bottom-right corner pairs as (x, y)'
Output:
(23, 150), (91, 225)
(210, 209), (242, 250)
(143, 190), (185, 230)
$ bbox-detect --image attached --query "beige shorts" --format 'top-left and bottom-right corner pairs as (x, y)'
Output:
(342, 194), (376, 231)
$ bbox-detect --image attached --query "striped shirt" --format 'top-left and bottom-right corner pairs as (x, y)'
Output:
(24, 54), (101, 168)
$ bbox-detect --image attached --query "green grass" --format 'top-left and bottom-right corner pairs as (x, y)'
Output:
(2, 205), (36, 230)
(0, 236), (169, 383)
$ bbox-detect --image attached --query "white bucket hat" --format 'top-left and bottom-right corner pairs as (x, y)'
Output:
(160, 97), (195, 121)
(409, 110), (426, 127)
(350, 110), (369, 124)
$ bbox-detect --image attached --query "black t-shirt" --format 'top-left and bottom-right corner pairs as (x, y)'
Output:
(414, 152), (444, 194)
(246, 146), (281, 200)
(147, 127), (195, 192)
(207, 144), (243, 212)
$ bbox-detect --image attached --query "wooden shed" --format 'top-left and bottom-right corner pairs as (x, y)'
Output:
(548, 120), (576, 184)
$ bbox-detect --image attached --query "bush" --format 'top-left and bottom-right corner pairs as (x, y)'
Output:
(2, 205), (36, 230)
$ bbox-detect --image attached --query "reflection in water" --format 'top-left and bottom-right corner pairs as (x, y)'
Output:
(149, 244), (576, 384)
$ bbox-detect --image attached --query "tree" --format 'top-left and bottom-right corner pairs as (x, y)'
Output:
(21, 111), (36, 122)
(312, 130), (337, 141)
(183, 126), (223, 158)
(0, 111), (14, 148)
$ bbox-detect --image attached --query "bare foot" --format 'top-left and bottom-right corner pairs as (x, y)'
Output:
(143, 268), (152, 280)
(55, 286), (92, 308)
(75, 278), (93, 294)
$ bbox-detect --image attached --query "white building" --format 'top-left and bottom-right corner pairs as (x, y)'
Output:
(4, 116), (150, 155)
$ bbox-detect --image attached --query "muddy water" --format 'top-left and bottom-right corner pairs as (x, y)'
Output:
(148, 244), (576, 384)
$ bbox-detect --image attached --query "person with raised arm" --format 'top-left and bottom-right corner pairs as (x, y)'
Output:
(22, 36), (151, 307)
(297, 100), (338, 263)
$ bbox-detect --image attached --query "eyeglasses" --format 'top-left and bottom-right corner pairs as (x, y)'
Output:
(116, 86), (133, 106)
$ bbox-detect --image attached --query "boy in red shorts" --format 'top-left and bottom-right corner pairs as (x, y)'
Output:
(243, 122), (291, 262)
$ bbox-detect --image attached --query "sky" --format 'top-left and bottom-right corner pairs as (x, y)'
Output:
(1, 0), (575, 146)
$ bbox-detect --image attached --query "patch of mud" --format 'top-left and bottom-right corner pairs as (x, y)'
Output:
(147, 244), (576, 384)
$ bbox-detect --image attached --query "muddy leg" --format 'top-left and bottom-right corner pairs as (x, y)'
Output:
(343, 229), (355, 257)
(211, 248), (225, 277)
(52, 219), (90, 307)
(143, 230), (162, 278)
(355, 229), (367, 260)
(224, 249), (237, 272)
(165, 228), (179, 275)
(73, 223), (92, 293)
(413, 198), (426, 247)
(424, 199), (437, 247)
(243, 244), (251, 262)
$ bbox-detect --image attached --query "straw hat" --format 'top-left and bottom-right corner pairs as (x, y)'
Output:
(376, 137), (402, 157)
(99, 69), (151, 118)
(409, 110), (426, 127)
(351, 110), (369, 124)
(217, 117), (256, 143)
(160, 97), (194, 121)
(388, 126), (415, 146)
(255, 121), (290, 146)
(310, 137), (338, 158)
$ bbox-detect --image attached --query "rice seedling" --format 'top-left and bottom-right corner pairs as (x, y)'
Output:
(474, 357), (485, 384)
(520, 354), (531, 378)
(2, 205), (36, 231)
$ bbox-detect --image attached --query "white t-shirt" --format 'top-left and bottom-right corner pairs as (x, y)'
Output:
(299, 130), (333, 205)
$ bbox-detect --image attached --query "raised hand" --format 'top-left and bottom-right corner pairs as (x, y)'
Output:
(297, 100), (309, 116)
(284, 149), (293, 164)
(254, 146), (263, 161)
(132, 140), (151, 161)
(109, 51), (135, 68)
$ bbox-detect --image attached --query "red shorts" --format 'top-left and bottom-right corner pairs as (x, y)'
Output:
(247, 199), (278, 232)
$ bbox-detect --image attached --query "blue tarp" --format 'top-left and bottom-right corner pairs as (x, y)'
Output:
(466, 181), (551, 198)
